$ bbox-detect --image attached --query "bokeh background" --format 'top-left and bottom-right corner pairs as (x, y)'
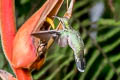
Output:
(0, 0), (120, 80)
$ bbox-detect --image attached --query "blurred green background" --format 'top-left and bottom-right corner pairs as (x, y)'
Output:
(0, 0), (120, 80)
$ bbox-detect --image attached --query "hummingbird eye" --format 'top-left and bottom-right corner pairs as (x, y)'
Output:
(62, 18), (69, 27)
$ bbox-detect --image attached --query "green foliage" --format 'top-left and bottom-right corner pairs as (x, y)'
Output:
(32, 0), (120, 80)
(0, 0), (120, 80)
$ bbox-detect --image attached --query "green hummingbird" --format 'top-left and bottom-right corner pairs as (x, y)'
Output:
(31, 16), (85, 72)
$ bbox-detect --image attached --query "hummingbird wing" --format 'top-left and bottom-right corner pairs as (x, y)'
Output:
(57, 31), (69, 47)
(58, 34), (68, 47)
(31, 30), (60, 42)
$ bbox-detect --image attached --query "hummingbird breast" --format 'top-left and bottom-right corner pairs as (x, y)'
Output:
(67, 30), (85, 72)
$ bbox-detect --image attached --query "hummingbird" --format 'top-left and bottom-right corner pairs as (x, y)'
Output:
(31, 16), (85, 72)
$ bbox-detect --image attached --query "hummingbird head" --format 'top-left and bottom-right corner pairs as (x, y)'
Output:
(53, 16), (69, 29)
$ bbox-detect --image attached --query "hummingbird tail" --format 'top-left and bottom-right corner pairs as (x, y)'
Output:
(75, 58), (85, 72)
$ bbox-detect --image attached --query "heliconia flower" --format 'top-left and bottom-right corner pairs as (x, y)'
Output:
(0, 0), (75, 80)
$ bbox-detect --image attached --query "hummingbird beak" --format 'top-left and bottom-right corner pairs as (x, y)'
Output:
(52, 16), (66, 29)
(53, 16), (63, 23)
